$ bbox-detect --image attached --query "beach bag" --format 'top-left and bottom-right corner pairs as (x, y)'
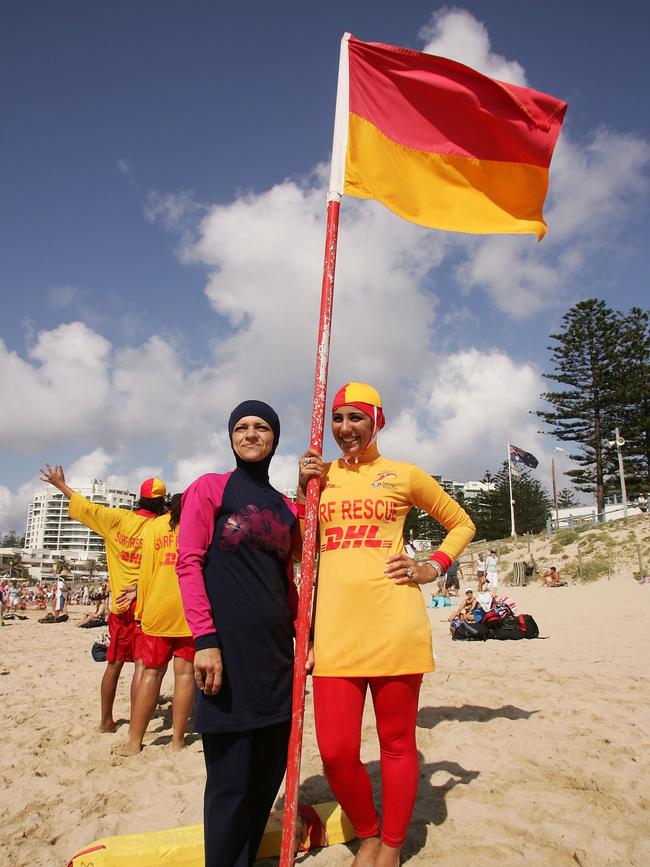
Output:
(452, 621), (488, 641)
(91, 632), (110, 662)
(517, 614), (539, 639)
(480, 610), (502, 632)
(492, 615), (524, 640)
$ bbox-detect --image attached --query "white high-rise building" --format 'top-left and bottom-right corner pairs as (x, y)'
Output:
(24, 479), (136, 555)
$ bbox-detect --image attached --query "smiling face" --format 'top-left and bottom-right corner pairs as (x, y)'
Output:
(231, 416), (274, 463)
(331, 405), (373, 458)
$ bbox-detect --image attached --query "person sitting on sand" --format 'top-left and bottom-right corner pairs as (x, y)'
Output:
(114, 494), (195, 756)
(543, 566), (567, 587)
(77, 596), (110, 628)
(448, 588), (479, 626)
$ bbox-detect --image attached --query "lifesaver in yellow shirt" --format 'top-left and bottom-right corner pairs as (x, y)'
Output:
(67, 801), (355, 866)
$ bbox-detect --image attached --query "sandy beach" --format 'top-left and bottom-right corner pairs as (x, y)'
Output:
(2, 561), (650, 867)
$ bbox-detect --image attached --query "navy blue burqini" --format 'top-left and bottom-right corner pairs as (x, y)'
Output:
(195, 399), (297, 733)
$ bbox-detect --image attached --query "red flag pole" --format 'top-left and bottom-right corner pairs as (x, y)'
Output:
(279, 195), (341, 865)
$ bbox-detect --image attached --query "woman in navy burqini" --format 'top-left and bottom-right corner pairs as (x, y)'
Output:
(176, 400), (299, 867)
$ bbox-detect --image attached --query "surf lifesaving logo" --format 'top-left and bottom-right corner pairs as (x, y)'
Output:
(371, 471), (397, 490)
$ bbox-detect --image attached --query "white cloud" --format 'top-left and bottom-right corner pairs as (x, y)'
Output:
(1, 7), (647, 531)
(67, 448), (115, 483)
(419, 7), (527, 84)
(0, 323), (112, 451)
(0, 477), (42, 537)
(454, 129), (650, 318)
(380, 349), (544, 478)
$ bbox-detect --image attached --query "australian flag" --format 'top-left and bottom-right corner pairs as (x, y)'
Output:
(509, 444), (539, 477)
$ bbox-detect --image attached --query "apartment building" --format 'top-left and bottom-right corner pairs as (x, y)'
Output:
(24, 479), (135, 555)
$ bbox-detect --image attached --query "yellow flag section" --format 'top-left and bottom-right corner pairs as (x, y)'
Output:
(67, 802), (355, 866)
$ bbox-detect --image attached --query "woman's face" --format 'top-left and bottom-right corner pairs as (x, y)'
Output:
(231, 415), (274, 463)
(331, 405), (373, 457)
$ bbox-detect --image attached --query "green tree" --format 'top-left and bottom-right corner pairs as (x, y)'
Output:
(608, 307), (650, 495)
(557, 488), (579, 508)
(466, 463), (551, 540)
(403, 484), (467, 547)
(537, 299), (623, 514)
(403, 507), (445, 546)
(1, 530), (25, 548)
(55, 555), (71, 575)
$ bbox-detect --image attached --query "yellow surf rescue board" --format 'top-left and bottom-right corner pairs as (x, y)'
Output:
(67, 801), (355, 866)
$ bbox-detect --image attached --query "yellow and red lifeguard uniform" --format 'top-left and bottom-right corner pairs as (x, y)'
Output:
(135, 514), (194, 667)
(68, 493), (156, 661)
(312, 443), (475, 677)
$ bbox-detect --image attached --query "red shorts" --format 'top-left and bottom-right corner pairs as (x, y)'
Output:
(133, 622), (144, 661)
(138, 633), (195, 668)
(107, 600), (138, 663)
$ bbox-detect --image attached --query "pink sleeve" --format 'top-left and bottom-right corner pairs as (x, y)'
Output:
(176, 473), (230, 643)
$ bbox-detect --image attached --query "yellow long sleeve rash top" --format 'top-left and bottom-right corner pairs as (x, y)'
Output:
(312, 445), (475, 677)
(68, 493), (154, 614)
(135, 515), (191, 638)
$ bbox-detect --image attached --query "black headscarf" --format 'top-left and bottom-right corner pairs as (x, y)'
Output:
(228, 400), (280, 483)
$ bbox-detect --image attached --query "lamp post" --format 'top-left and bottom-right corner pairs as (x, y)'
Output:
(607, 428), (628, 518)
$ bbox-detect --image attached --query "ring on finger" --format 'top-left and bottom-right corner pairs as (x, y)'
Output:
(303, 458), (311, 467)
(406, 567), (414, 579)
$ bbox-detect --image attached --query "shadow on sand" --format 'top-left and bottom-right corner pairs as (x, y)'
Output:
(417, 703), (539, 728)
(285, 702), (538, 861)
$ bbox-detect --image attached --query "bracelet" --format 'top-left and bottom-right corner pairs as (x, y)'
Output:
(427, 560), (443, 578)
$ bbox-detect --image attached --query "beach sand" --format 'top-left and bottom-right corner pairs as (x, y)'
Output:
(1, 570), (649, 866)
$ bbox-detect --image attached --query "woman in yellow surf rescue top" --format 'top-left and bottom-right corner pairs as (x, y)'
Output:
(298, 382), (475, 867)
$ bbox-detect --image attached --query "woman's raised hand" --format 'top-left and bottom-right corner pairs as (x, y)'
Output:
(297, 448), (325, 499)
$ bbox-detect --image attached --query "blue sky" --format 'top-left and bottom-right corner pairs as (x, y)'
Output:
(1, 1), (649, 532)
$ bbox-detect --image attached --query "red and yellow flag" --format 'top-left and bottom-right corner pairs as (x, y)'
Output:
(329, 34), (567, 239)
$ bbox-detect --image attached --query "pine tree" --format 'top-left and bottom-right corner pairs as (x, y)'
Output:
(557, 488), (579, 508)
(609, 307), (650, 495)
(537, 299), (623, 514)
(403, 507), (445, 545)
(466, 463), (551, 540)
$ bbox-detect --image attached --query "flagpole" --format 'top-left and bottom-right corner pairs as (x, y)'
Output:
(279, 197), (340, 865)
(507, 443), (516, 538)
(279, 36), (350, 864)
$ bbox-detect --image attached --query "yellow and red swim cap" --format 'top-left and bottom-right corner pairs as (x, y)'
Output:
(139, 477), (167, 499)
(331, 382), (385, 436)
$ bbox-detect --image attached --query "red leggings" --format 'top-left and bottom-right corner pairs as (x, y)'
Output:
(313, 674), (422, 848)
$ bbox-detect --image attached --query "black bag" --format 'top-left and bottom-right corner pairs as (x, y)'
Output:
(480, 610), (502, 631)
(491, 615), (524, 640)
(91, 641), (108, 662)
(517, 613), (539, 639)
(452, 621), (489, 641)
